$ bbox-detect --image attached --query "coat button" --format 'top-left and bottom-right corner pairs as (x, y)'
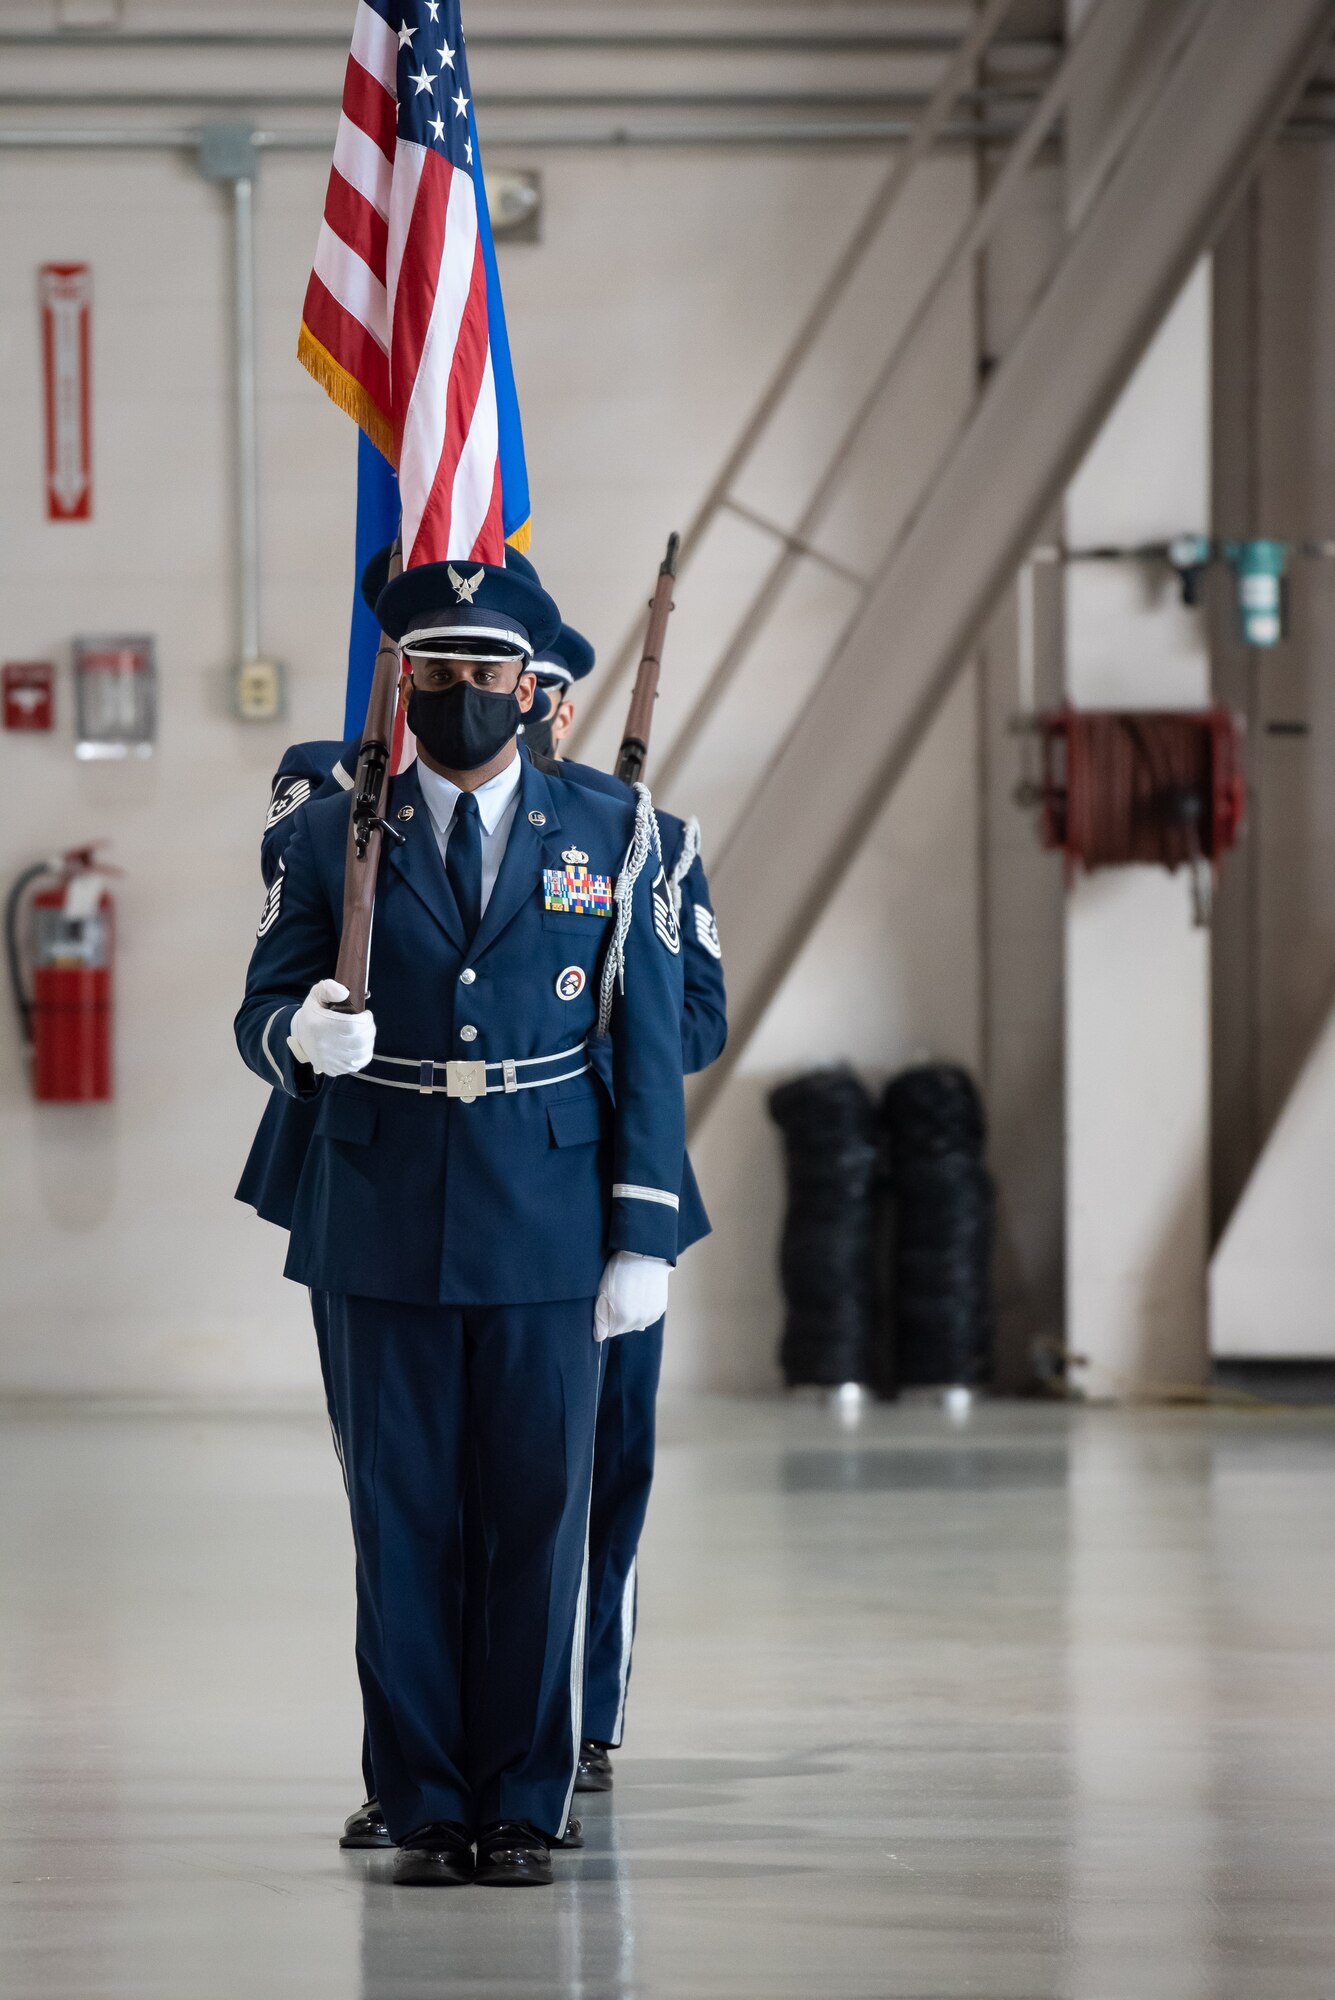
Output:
(459, 968), (476, 985)
(460, 1025), (478, 1043)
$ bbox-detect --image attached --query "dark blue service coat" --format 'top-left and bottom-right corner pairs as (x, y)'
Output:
(235, 756), (687, 1306)
(553, 756), (726, 1077)
(257, 737), (727, 1072)
(238, 739), (725, 1251)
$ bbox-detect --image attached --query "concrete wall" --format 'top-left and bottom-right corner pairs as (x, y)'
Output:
(0, 16), (994, 1399)
(1207, 144), (1335, 1358)
(1062, 268), (1214, 1399)
(14, 0), (1318, 1400)
(1211, 1003), (1335, 1357)
(1212, 147), (1335, 1238)
(976, 140), (1069, 1388)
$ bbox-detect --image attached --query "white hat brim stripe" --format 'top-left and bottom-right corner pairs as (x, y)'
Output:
(399, 621), (533, 658)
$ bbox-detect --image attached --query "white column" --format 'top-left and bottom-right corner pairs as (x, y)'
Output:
(1062, 0), (1213, 1398)
(1063, 268), (1213, 1399)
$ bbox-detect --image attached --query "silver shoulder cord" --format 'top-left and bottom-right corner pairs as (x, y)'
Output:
(597, 783), (658, 1038)
(667, 813), (701, 913)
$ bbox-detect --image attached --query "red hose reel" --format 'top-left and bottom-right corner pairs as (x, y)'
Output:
(1031, 707), (1247, 885)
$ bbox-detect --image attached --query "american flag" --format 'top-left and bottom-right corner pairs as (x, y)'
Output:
(298, 0), (530, 568)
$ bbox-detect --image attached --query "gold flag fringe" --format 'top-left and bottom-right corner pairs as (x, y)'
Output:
(297, 323), (396, 464)
(298, 321), (534, 555)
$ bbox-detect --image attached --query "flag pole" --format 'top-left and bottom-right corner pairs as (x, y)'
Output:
(334, 537), (404, 1011)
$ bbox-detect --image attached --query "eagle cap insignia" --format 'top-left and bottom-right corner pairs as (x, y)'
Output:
(448, 564), (486, 606)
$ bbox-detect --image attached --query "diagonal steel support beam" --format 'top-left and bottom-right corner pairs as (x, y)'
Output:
(650, 0), (1210, 798)
(572, 0), (1022, 753)
(689, 0), (1335, 1135)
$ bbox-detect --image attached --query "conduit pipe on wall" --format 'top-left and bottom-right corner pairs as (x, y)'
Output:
(0, 120), (1043, 151)
(2, 119), (1333, 156)
(0, 27), (1064, 56)
(0, 88), (1048, 113)
(198, 126), (263, 684)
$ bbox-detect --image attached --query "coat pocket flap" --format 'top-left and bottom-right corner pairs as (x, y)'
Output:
(547, 1095), (604, 1149)
(316, 1087), (379, 1146)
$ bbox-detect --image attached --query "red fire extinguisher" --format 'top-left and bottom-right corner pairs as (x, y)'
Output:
(5, 845), (117, 1102)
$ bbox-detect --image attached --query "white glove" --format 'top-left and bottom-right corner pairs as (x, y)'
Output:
(288, 979), (376, 1077)
(594, 1251), (671, 1343)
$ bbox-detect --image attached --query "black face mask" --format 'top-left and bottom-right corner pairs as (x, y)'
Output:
(520, 689), (558, 760)
(408, 680), (524, 772)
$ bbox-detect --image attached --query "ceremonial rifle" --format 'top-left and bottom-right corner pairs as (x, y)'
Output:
(615, 533), (680, 787)
(334, 539), (405, 1012)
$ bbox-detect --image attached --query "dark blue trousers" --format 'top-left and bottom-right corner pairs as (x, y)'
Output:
(309, 1291), (378, 1801)
(582, 1317), (665, 1747)
(322, 1292), (601, 1843)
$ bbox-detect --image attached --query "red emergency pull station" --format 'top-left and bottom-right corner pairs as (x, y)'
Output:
(3, 662), (55, 732)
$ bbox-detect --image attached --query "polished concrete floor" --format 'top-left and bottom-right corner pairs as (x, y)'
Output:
(1, 1392), (1333, 1999)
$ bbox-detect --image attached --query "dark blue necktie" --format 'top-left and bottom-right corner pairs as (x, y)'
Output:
(446, 791), (482, 942)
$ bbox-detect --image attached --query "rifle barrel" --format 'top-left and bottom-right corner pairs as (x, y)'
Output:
(334, 539), (402, 1010)
(616, 532), (679, 786)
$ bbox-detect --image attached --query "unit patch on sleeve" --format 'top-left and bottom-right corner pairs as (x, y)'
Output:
(652, 868), (681, 955)
(543, 864), (613, 918)
(264, 775), (311, 831)
(694, 903), (723, 960)
(257, 859), (285, 938)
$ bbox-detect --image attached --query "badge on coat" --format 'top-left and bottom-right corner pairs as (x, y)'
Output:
(651, 868), (681, 954)
(264, 775), (310, 831)
(555, 965), (587, 1002)
(544, 863), (613, 918)
(257, 859), (285, 938)
(694, 904), (723, 961)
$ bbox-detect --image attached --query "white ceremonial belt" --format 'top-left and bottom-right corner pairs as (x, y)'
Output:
(354, 1040), (590, 1104)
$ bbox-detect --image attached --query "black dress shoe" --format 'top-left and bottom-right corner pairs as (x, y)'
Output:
(575, 1739), (614, 1793)
(474, 1821), (554, 1886)
(340, 1799), (393, 1850)
(392, 1822), (475, 1887)
(552, 1814), (583, 1850)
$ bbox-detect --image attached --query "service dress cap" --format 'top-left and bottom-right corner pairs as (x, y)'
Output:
(376, 558), (562, 662)
(533, 624), (596, 691)
(360, 541), (396, 613)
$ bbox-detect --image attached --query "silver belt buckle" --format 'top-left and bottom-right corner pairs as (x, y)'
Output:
(445, 1060), (487, 1104)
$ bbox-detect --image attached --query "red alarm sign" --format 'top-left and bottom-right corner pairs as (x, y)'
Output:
(3, 662), (55, 732)
(39, 263), (93, 522)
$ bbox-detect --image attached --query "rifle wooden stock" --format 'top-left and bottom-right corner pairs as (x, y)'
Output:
(334, 539), (403, 1012)
(615, 532), (679, 788)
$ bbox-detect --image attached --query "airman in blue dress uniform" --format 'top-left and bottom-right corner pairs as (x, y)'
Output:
(235, 554), (687, 1887)
(525, 619), (728, 1791)
(239, 551), (727, 1834)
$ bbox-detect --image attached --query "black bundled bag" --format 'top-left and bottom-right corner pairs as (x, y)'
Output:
(767, 1067), (879, 1387)
(880, 1064), (994, 1389)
